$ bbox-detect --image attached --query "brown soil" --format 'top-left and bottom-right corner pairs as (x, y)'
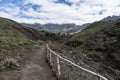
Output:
(0, 45), (56, 80)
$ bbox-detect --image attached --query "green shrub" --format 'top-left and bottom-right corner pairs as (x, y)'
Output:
(67, 64), (73, 69)
(0, 63), (5, 71)
(0, 57), (20, 70)
(83, 73), (89, 78)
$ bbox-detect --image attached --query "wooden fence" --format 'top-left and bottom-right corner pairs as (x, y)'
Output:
(46, 44), (108, 80)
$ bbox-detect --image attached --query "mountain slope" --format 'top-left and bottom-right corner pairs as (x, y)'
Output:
(66, 20), (120, 69)
(65, 20), (120, 79)
(67, 23), (90, 34)
(0, 17), (56, 80)
(0, 17), (43, 40)
(0, 17), (65, 57)
(0, 17), (38, 57)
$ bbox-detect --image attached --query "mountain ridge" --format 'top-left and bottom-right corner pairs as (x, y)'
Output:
(21, 23), (84, 33)
(101, 15), (120, 21)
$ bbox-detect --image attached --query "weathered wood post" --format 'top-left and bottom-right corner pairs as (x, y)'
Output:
(97, 74), (101, 80)
(98, 77), (101, 80)
(57, 56), (61, 78)
(46, 44), (49, 60)
(49, 51), (52, 64)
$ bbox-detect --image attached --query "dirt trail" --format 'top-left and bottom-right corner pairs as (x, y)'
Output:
(0, 45), (56, 80)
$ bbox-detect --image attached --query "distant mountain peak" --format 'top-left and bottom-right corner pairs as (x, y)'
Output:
(101, 15), (120, 21)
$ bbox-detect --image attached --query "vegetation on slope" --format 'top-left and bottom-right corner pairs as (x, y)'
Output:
(0, 17), (36, 56)
(65, 20), (120, 71)
(0, 17), (67, 70)
(0, 17), (46, 70)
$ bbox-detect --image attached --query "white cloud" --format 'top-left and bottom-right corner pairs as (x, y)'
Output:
(66, 0), (80, 3)
(0, 0), (120, 25)
(0, 12), (12, 18)
(0, 3), (20, 16)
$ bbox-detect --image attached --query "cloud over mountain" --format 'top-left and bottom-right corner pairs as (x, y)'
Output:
(0, 0), (120, 25)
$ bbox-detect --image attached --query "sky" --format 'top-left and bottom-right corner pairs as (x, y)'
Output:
(0, 0), (120, 25)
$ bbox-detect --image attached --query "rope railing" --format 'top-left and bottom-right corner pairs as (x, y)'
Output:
(46, 44), (108, 80)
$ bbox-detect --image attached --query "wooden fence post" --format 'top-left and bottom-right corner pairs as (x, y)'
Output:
(46, 46), (49, 60)
(46, 44), (108, 80)
(57, 56), (61, 78)
(97, 74), (101, 80)
(49, 51), (52, 64)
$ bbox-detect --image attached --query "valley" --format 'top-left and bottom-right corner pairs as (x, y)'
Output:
(0, 16), (120, 80)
